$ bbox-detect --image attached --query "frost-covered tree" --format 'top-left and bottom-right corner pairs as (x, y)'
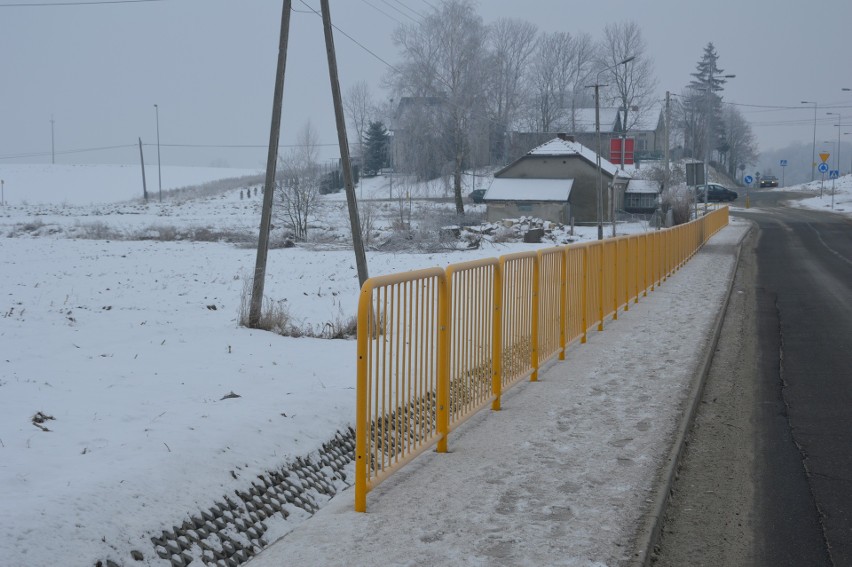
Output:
(274, 122), (321, 242)
(362, 121), (389, 176)
(684, 42), (729, 162)
(487, 18), (538, 162)
(389, 0), (489, 215)
(344, 81), (374, 160)
(598, 20), (657, 166)
(720, 105), (758, 178)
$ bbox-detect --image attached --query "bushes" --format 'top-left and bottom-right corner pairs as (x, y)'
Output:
(237, 276), (357, 340)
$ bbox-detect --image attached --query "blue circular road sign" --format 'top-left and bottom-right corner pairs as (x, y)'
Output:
(818, 162), (829, 174)
(744, 175), (753, 185)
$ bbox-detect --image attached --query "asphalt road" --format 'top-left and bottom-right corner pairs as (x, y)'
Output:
(652, 189), (852, 566)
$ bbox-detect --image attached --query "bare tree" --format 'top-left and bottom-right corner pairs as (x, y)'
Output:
(598, 20), (658, 163)
(343, 81), (373, 159)
(275, 122), (321, 241)
(487, 17), (538, 163)
(522, 30), (597, 134)
(720, 105), (758, 177)
(389, 0), (489, 215)
(565, 32), (596, 131)
(526, 31), (574, 132)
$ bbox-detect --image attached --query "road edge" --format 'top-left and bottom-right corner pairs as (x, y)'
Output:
(629, 220), (754, 566)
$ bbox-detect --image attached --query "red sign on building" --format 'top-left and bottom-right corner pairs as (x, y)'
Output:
(610, 137), (635, 165)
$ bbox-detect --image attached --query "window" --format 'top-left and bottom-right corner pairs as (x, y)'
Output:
(625, 193), (657, 209)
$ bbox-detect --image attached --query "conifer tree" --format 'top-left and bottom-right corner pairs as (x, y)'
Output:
(363, 121), (389, 176)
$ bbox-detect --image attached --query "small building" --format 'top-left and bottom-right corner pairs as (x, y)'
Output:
(623, 179), (662, 214)
(483, 136), (631, 225)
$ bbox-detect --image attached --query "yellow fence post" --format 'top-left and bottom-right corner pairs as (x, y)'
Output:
(581, 245), (588, 343)
(354, 282), (372, 513)
(559, 249), (567, 360)
(598, 242), (604, 331)
(492, 261), (503, 411)
(436, 273), (450, 453)
(612, 240), (619, 321)
(530, 254), (540, 382)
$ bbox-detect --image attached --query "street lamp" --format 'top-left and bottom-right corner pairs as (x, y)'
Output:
(587, 55), (635, 240)
(154, 104), (162, 203)
(826, 112), (843, 177)
(801, 101), (818, 181)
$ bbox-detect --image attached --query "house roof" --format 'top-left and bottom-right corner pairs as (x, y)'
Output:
(572, 107), (620, 133)
(527, 137), (629, 178)
(626, 179), (661, 194)
(619, 104), (663, 132)
(484, 177), (573, 202)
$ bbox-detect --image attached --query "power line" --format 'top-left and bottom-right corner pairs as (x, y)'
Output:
(359, 0), (405, 25)
(296, 0), (401, 73)
(0, 143), (135, 160)
(378, 0), (418, 23)
(389, 0), (424, 19)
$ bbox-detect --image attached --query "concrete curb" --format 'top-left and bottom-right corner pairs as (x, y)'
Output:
(630, 220), (754, 566)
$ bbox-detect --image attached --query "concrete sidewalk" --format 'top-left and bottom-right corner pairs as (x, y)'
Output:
(248, 221), (751, 567)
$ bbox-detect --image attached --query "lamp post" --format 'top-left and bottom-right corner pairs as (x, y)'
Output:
(587, 55), (635, 240)
(154, 104), (162, 203)
(1, 179), (4, 206)
(801, 101), (818, 181)
(826, 112), (843, 178)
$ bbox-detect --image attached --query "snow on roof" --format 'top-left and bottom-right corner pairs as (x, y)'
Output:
(573, 107), (619, 132)
(527, 138), (629, 178)
(484, 177), (573, 202)
(623, 108), (661, 132)
(626, 179), (661, 194)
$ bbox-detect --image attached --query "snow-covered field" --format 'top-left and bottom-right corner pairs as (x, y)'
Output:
(2, 163), (848, 567)
(0, 164), (624, 566)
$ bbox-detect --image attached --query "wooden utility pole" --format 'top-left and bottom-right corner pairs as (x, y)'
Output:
(249, 0), (292, 328)
(664, 91), (671, 192)
(138, 137), (149, 202)
(320, 0), (369, 287)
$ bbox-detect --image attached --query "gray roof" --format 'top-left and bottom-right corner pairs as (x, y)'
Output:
(484, 178), (573, 202)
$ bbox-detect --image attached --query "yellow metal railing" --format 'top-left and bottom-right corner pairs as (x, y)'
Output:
(355, 207), (729, 511)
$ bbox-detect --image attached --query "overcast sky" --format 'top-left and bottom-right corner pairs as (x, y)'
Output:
(1, 0), (851, 169)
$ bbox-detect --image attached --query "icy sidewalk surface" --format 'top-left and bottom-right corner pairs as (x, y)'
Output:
(248, 221), (751, 567)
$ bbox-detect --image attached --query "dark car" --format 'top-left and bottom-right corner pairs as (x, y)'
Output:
(760, 175), (779, 188)
(468, 188), (486, 203)
(695, 183), (738, 202)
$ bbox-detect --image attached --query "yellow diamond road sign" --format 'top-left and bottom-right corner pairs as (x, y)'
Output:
(819, 152), (830, 163)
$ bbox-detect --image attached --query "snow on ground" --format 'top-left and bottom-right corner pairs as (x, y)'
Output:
(783, 172), (852, 215)
(0, 164), (263, 206)
(5, 164), (840, 566)
(2, 164), (664, 566)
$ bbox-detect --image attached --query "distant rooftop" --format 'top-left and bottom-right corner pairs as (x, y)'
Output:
(484, 178), (573, 202)
(527, 138), (630, 178)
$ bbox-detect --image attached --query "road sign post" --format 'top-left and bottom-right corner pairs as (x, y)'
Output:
(780, 159), (788, 187)
(744, 175), (753, 209)
(818, 161), (829, 198)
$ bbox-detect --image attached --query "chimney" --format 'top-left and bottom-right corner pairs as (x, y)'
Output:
(557, 133), (575, 142)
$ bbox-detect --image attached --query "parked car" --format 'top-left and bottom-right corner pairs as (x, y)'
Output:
(760, 175), (779, 188)
(468, 188), (486, 203)
(695, 183), (738, 202)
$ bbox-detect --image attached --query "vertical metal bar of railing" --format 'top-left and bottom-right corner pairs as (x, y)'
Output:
(581, 245), (589, 343)
(492, 261), (503, 411)
(530, 254), (541, 382)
